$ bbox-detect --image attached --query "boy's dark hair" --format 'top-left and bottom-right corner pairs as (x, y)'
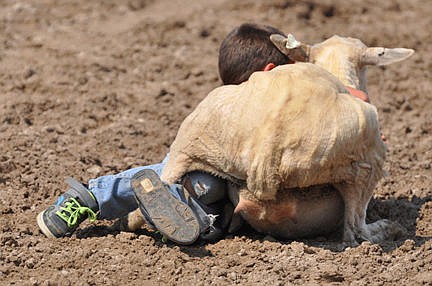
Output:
(218, 23), (292, 85)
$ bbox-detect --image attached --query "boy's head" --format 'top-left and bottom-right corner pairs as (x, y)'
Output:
(218, 23), (293, 85)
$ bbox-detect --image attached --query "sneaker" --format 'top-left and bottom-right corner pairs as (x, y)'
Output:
(37, 178), (99, 238)
(131, 169), (200, 245)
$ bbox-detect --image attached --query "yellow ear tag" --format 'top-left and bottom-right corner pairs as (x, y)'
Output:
(286, 34), (301, 49)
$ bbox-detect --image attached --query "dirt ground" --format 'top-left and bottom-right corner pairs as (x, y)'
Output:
(0, 0), (431, 285)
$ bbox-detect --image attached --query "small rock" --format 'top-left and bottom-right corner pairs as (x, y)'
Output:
(237, 249), (247, 256)
(78, 76), (88, 85)
(116, 231), (137, 241)
(399, 239), (416, 252)
(199, 29), (210, 38)
(31, 36), (44, 48)
(419, 161), (431, 170)
(43, 126), (56, 133)
(87, 165), (102, 176)
(25, 258), (35, 269)
(23, 68), (36, 79)
(290, 241), (305, 253)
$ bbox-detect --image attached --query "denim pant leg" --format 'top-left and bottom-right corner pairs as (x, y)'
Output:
(88, 162), (165, 220)
(186, 171), (227, 204)
(87, 153), (220, 234)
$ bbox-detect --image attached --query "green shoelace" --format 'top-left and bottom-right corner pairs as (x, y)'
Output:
(155, 230), (168, 243)
(56, 197), (97, 227)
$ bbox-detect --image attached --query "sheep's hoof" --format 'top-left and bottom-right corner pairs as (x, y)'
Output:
(343, 219), (406, 246)
(350, 219), (407, 244)
(365, 219), (407, 243)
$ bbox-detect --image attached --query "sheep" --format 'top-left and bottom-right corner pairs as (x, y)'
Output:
(119, 34), (414, 244)
(158, 34), (414, 244)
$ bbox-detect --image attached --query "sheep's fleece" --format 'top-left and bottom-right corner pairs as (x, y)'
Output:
(161, 62), (386, 200)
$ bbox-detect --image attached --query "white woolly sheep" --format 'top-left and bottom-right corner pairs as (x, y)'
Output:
(159, 34), (414, 244)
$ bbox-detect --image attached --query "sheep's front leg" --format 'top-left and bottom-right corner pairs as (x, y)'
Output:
(335, 162), (404, 245)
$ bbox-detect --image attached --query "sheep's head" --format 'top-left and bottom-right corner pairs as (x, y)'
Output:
(270, 34), (414, 92)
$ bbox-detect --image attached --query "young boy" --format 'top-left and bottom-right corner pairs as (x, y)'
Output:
(37, 23), (293, 245)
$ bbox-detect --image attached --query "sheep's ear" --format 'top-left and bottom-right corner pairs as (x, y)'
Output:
(270, 34), (310, 62)
(362, 47), (414, 66)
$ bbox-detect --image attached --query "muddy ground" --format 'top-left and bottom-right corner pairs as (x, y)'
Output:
(0, 0), (431, 285)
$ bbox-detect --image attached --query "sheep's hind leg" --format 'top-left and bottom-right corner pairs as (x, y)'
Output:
(335, 182), (369, 245)
(335, 162), (401, 245)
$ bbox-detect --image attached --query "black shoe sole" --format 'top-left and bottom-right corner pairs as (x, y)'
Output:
(131, 169), (200, 245)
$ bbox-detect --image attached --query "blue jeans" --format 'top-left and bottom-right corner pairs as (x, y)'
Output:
(87, 155), (226, 232)
(88, 158), (167, 220)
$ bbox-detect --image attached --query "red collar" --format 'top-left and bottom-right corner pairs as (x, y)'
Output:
(345, 86), (370, 103)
